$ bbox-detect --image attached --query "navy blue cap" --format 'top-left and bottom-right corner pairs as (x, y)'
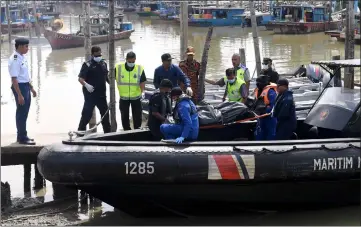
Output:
(15, 38), (29, 45)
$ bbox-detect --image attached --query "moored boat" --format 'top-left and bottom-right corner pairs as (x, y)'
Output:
(137, 2), (164, 17)
(266, 3), (340, 34)
(43, 14), (134, 50)
(37, 59), (360, 216)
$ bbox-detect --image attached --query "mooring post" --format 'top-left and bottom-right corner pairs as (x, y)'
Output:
(198, 27), (214, 101)
(33, 164), (44, 190)
(23, 164), (31, 198)
(331, 54), (342, 87)
(344, 0), (355, 89)
(5, 1), (12, 43)
(108, 0), (117, 132)
(83, 1), (97, 132)
(239, 48), (246, 67)
(32, 0), (41, 38)
(180, 1), (188, 59)
(249, 0), (262, 77)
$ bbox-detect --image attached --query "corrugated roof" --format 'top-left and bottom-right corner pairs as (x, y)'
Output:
(311, 59), (361, 67)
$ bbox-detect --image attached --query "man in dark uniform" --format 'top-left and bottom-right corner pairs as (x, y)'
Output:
(77, 46), (111, 134)
(147, 79), (173, 140)
(8, 38), (37, 145)
(261, 58), (279, 84)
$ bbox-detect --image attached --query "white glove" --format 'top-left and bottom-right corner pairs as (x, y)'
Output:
(141, 92), (145, 99)
(84, 82), (94, 93)
(186, 87), (193, 96)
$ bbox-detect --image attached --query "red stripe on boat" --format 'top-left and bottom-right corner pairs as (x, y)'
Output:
(212, 155), (241, 180)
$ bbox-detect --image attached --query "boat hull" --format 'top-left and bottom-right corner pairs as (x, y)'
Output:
(43, 29), (134, 50)
(1, 23), (30, 33)
(266, 21), (340, 34)
(37, 133), (360, 214)
(137, 11), (160, 17)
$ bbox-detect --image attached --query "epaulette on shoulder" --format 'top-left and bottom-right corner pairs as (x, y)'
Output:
(85, 61), (91, 67)
(13, 54), (17, 60)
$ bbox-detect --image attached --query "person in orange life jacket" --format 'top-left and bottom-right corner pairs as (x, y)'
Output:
(160, 87), (199, 144)
(272, 78), (297, 140)
(253, 75), (277, 140)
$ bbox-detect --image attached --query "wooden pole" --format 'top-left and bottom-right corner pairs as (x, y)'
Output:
(108, 0), (117, 132)
(32, 0), (41, 38)
(239, 48), (246, 67)
(344, 0), (355, 89)
(198, 27), (214, 101)
(5, 0), (12, 43)
(249, 0), (262, 77)
(180, 1), (188, 59)
(84, 1), (97, 132)
(332, 54), (342, 87)
(0, 1), (2, 42)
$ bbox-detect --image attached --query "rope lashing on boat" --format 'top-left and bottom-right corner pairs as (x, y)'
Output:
(200, 113), (270, 129)
(68, 101), (116, 141)
(1, 194), (88, 223)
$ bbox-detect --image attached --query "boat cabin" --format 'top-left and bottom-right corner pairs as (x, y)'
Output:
(190, 7), (245, 20)
(273, 4), (329, 23)
(139, 2), (164, 12)
(77, 14), (127, 36)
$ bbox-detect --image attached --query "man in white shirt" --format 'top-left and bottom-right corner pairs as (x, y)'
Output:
(8, 38), (37, 145)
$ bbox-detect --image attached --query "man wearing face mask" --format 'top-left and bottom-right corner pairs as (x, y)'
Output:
(261, 58), (279, 84)
(115, 51), (147, 131)
(160, 87), (199, 144)
(222, 68), (248, 103)
(78, 46), (111, 134)
(253, 75), (277, 140)
(147, 79), (173, 140)
(153, 53), (192, 97)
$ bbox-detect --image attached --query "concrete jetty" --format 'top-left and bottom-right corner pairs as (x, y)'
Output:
(1, 134), (68, 166)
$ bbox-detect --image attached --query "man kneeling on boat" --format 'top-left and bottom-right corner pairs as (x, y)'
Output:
(160, 87), (199, 144)
(253, 75), (277, 140)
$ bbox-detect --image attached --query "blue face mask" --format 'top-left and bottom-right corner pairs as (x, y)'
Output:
(228, 79), (235, 83)
(126, 62), (135, 67)
(93, 56), (102, 62)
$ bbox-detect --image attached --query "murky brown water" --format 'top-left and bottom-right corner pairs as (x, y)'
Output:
(1, 4), (360, 225)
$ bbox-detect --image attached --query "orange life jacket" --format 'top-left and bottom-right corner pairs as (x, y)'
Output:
(254, 83), (278, 106)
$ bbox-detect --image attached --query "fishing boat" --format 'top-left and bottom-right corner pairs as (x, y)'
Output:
(36, 3), (61, 19)
(266, 3), (340, 34)
(37, 59), (360, 216)
(1, 6), (29, 33)
(137, 2), (164, 17)
(178, 7), (245, 27)
(236, 11), (274, 27)
(43, 14), (134, 50)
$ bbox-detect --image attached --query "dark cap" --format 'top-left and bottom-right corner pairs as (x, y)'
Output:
(263, 57), (272, 63)
(15, 38), (29, 45)
(161, 53), (173, 62)
(170, 87), (183, 97)
(159, 79), (173, 88)
(277, 78), (289, 87)
(225, 68), (235, 77)
(126, 51), (136, 59)
(256, 75), (269, 83)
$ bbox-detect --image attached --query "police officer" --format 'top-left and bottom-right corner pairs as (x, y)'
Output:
(8, 38), (36, 145)
(78, 46), (111, 134)
(115, 51), (147, 131)
(147, 79), (173, 140)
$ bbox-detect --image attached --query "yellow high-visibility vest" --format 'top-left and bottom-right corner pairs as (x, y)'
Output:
(115, 63), (144, 100)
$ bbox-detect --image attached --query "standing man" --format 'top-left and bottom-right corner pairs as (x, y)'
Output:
(115, 51), (147, 131)
(153, 53), (193, 97)
(78, 46), (111, 134)
(179, 46), (201, 103)
(272, 78), (297, 140)
(221, 68), (248, 103)
(8, 38), (36, 145)
(261, 58), (279, 83)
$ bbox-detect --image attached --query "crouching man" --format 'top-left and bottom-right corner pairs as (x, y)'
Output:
(160, 87), (199, 144)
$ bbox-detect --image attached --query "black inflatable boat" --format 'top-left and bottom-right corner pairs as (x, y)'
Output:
(37, 60), (361, 215)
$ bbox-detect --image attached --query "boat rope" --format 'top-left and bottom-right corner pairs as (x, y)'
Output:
(1, 194), (87, 223)
(68, 101), (116, 141)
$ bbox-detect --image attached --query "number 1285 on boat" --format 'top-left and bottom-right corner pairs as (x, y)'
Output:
(124, 162), (155, 175)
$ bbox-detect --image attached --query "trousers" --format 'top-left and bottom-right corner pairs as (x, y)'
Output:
(11, 83), (31, 142)
(254, 116), (277, 140)
(78, 92), (111, 133)
(119, 98), (142, 131)
(160, 124), (198, 140)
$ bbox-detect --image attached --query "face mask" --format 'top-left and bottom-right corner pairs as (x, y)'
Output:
(262, 64), (269, 70)
(228, 79), (235, 83)
(126, 62), (135, 67)
(93, 56), (102, 62)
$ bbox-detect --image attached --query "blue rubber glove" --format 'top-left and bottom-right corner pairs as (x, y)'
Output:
(175, 137), (184, 144)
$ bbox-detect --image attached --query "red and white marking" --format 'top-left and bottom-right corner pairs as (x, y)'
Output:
(208, 154), (255, 180)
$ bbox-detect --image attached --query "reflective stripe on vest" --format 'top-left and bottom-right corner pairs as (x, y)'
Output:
(115, 63), (143, 100)
(254, 83), (278, 105)
(227, 77), (246, 102)
(223, 67), (246, 83)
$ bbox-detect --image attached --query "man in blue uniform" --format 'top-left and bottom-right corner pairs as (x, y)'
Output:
(153, 53), (193, 96)
(9, 38), (37, 145)
(77, 46), (111, 134)
(160, 87), (199, 144)
(272, 78), (297, 140)
(148, 79), (173, 140)
(253, 75), (277, 140)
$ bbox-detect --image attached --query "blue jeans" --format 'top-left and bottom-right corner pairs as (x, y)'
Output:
(160, 124), (198, 140)
(254, 116), (277, 141)
(11, 83), (31, 142)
